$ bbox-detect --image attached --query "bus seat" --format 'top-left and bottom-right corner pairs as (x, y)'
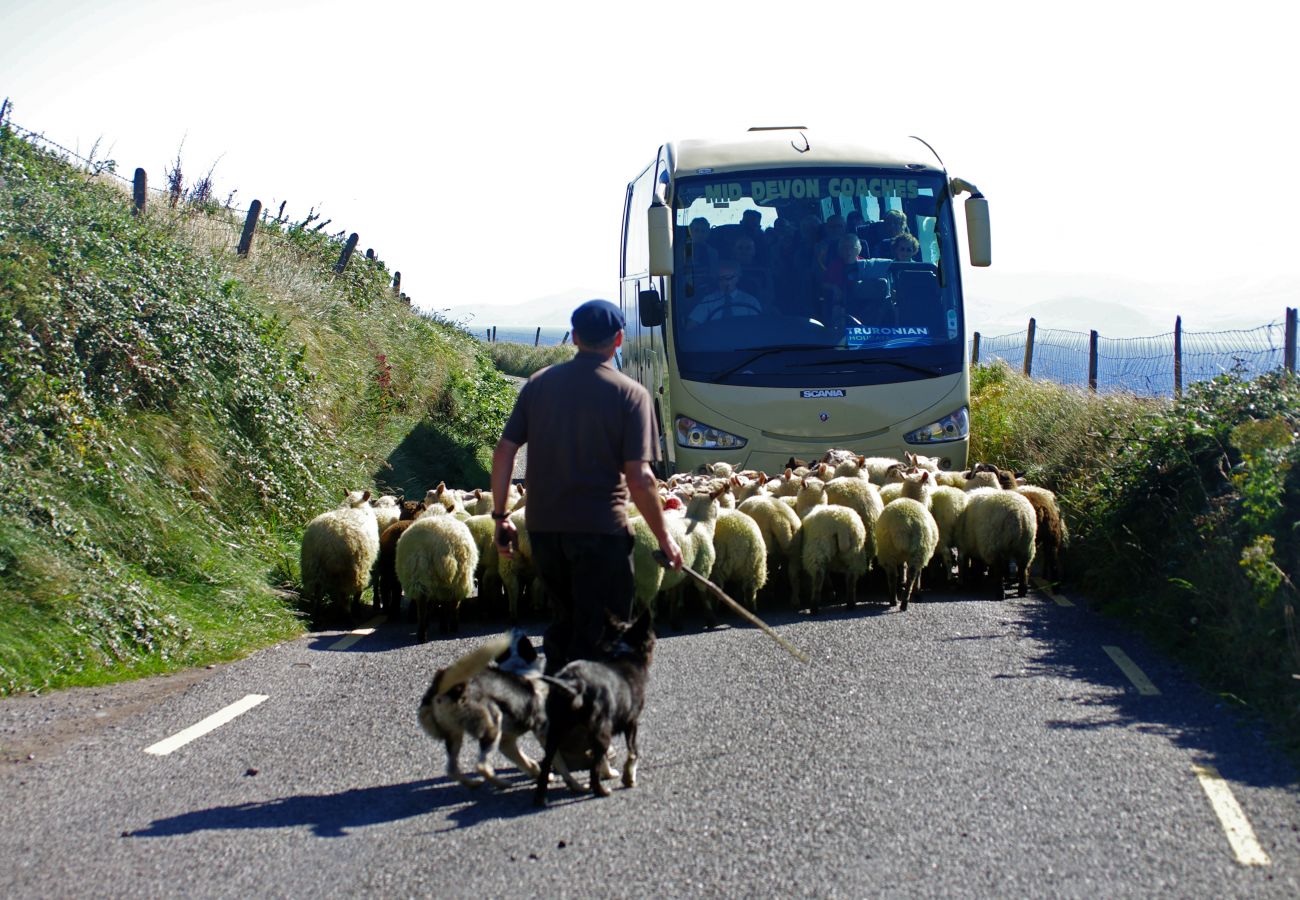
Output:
(892, 266), (944, 341)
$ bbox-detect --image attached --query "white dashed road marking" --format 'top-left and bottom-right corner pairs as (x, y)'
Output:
(1102, 645), (1161, 695)
(1192, 764), (1271, 866)
(328, 615), (386, 651)
(143, 694), (269, 756)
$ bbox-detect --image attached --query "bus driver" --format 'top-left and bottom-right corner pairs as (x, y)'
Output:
(686, 260), (763, 327)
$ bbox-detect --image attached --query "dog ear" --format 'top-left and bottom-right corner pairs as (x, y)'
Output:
(626, 608), (654, 643)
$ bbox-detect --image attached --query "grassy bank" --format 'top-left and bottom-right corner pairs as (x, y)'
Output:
(0, 124), (516, 694)
(970, 361), (1300, 751)
(481, 340), (575, 377)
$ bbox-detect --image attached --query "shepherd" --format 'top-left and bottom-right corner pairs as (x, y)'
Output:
(490, 299), (683, 674)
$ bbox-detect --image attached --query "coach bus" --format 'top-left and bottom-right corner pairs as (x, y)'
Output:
(618, 128), (991, 476)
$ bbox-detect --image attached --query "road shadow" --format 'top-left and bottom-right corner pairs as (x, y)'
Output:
(1009, 586), (1300, 792)
(128, 773), (556, 839)
(373, 420), (489, 497)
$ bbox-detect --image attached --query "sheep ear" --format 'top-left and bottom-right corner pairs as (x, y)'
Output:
(711, 484), (728, 500)
(920, 471), (931, 483)
(361, 490), (371, 502)
(435, 481), (447, 494)
(783, 467), (793, 478)
(474, 488), (482, 499)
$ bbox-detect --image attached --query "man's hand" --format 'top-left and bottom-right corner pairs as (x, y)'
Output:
(657, 534), (684, 570)
(495, 517), (518, 559)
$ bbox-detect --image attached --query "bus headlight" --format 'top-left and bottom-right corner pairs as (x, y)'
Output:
(904, 406), (969, 444)
(675, 415), (748, 450)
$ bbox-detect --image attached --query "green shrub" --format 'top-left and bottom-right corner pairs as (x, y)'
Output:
(0, 124), (517, 693)
(971, 361), (1300, 751)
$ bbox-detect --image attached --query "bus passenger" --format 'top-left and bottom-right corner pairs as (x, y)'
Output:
(730, 235), (774, 303)
(687, 261), (763, 327)
(887, 232), (921, 262)
(868, 209), (910, 257)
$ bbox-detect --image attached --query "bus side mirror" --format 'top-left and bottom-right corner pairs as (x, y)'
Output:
(964, 196), (991, 267)
(648, 204), (674, 276)
(639, 289), (665, 328)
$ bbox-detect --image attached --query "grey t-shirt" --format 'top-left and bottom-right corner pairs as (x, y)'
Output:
(502, 351), (658, 533)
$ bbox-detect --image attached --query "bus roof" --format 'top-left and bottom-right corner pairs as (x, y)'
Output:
(668, 131), (946, 177)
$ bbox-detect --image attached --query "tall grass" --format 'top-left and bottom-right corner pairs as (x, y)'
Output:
(483, 340), (576, 378)
(0, 124), (516, 693)
(971, 360), (1300, 751)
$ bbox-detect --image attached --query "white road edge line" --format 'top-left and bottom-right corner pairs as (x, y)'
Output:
(1032, 577), (1073, 606)
(328, 615), (386, 651)
(1192, 764), (1271, 866)
(1101, 645), (1161, 695)
(143, 694), (269, 756)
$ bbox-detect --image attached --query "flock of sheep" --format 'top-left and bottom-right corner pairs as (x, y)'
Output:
(298, 450), (1067, 641)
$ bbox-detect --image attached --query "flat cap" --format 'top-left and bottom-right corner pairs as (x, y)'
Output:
(570, 299), (625, 344)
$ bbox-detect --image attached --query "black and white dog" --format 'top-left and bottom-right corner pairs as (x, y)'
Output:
(417, 629), (547, 788)
(534, 610), (656, 806)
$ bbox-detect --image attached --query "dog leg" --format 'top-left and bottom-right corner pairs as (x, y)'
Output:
(446, 735), (483, 789)
(590, 727), (613, 797)
(622, 723), (639, 789)
(475, 736), (510, 789)
(499, 734), (540, 779)
(534, 736), (561, 807)
(553, 754), (586, 793)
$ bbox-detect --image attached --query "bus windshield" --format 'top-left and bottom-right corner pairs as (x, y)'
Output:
(669, 168), (963, 387)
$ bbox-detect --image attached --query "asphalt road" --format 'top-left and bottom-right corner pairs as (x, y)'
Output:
(2, 577), (1298, 898)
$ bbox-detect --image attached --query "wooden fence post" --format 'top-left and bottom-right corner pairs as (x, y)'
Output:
(237, 199), (261, 257)
(534, 327), (541, 347)
(334, 232), (359, 273)
(1285, 307), (1297, 374)
(392, 271), (401, 295)
(365, 248), (374, 261)
(492, 326), (497, 343)
(1088, 330), (1099, 393)
(1023, 318), (1036, 377)
(970, 332), (981, 365)
(1174, 316), (1183, 397)
(562, 331), (570, 345)
(132, 168), (147, 215)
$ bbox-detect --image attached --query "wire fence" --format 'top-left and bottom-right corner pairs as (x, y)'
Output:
(972, 316), (1297, 397)
(0, 105), (412, 302)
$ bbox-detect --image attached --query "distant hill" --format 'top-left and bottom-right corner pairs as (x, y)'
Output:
(435, 272), (1299, 342)
(437, 287), (607, 333)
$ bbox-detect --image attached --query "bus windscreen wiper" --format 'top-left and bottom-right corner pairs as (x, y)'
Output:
(792, 354), (944, 377)
(710, 343), (840, 382)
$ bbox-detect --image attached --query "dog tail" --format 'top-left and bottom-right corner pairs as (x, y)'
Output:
(436, 633), (513, 696)
(541, 675), (584, 711)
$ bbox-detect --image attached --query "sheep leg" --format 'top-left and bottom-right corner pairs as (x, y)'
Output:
(699, 584), (718, 628)
(1016, 559), (1030, 597)
(414, 597), (429, 643)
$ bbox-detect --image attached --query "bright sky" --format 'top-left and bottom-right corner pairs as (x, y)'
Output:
(4, 0), (1298, 336)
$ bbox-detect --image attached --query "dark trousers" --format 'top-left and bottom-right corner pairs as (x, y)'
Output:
(529, 530), (636, 675)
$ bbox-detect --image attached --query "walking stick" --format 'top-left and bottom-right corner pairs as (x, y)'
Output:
(653, 551), (810, 664)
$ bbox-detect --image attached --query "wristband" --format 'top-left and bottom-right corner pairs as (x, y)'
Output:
(491, 512), (509, 521)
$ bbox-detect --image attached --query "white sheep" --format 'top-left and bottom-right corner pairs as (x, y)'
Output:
(737, 494), (803, 607)
(300, 490), (381, 624)
(463, 513), (504, 614)
(659, 487), (722, 627)
(874, 497), (939, 611)
(497, 507), (539, 621)
(793, 476), (828, 519)
(926, 485), (969, 585)
(798, 504), (869, 611)
(953, 488), (1037, 598)
(395, 505), (479, 640)
(879, 482), (904, 506)
(371, 494), (402, 538)
(711, 508), (768, 611)
(824, 475), (884, 562)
